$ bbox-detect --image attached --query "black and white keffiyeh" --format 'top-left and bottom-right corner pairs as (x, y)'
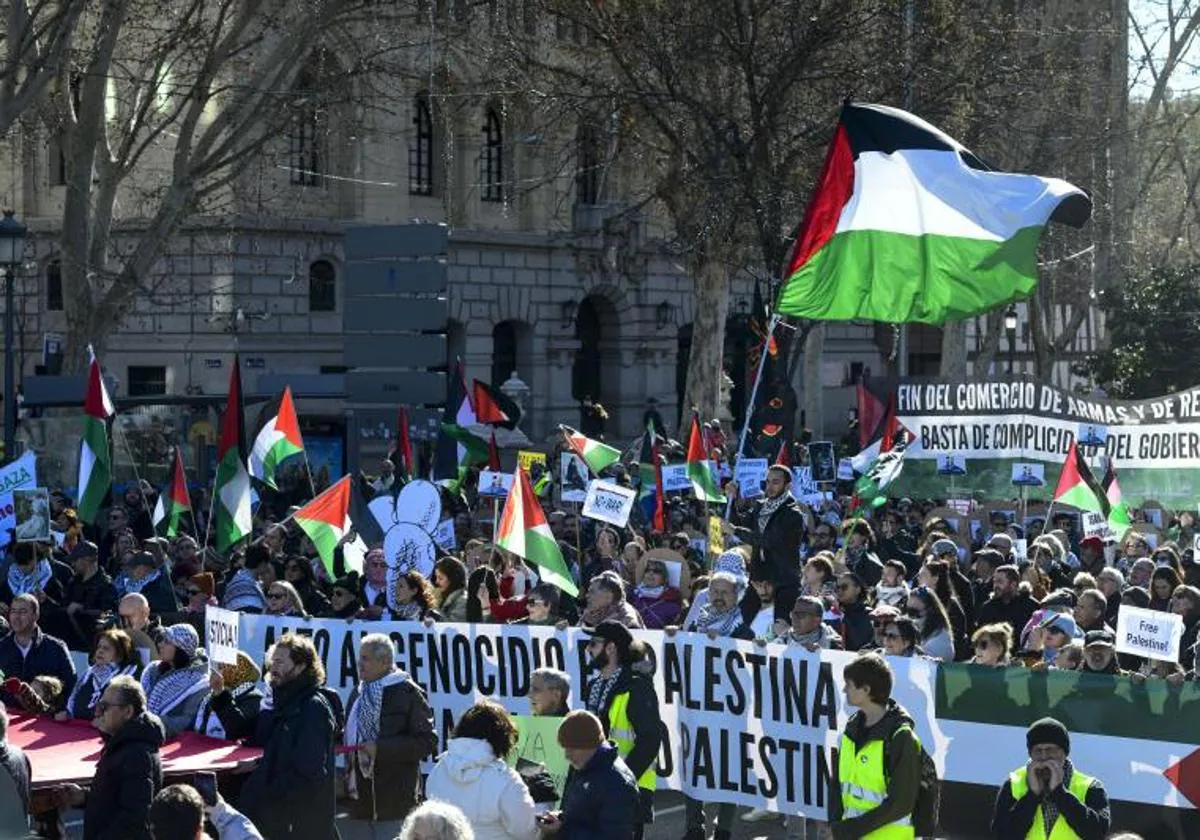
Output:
(68, 662), (139, 716)
(141, 659), (209, 717)
(6, 559), (52, 596)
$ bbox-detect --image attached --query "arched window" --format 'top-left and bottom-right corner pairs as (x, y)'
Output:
(481, 108), (504, 203)
(46, 259), (63, 312)
(290, 68), (327, 187)
(308, 259), (336, 312)
(410, 94), (434, 196)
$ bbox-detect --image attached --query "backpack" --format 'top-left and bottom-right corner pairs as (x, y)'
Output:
(882, 721), (940, 837)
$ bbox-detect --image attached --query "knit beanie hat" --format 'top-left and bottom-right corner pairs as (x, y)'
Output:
(190, 572), (215, 598)
(162, 623), (200, 657)
(1026, 717), (1070, 756)
(557, 710), (604, 750)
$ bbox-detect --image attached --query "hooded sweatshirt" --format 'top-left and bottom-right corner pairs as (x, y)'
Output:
(424, 737), (539, 840)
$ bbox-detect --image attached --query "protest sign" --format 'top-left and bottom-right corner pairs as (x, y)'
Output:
(707, 516), (724, 557)
(581, 479), (637, 527)
(662, 463), (691, 492)
(396, 480), (442, 532)
(1011, 463), (1045, 486)
(0, 452), (36, 548)
(14, 487), (49, 542)
(479, 470), (514, 498)
(734, 458), (768, 499)
(559, 453), (589, 503)
(1116, 604), (1184, 662)
(836, 458), (855, 481)
(432, 518), (456, 551)
(937, 455), (967, 475)
(510, 715), (569, 803)
(205, 606), (241, 666)
(383, 522), (437, 577)
(518, 450), (546, 472)
(791, 466), (817, 498)
(808, 442), (836, 482)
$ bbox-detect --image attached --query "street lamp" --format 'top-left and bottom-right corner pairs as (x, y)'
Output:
(1004, 305), (1018, 375)
(0, 211), (27, 462)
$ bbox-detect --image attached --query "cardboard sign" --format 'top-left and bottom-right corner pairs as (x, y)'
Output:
(0, 452), (37, 548)
(734, 458), (768, 499)
(808, 442), (836, 483)
(836, 458), (855, 481)
(518, 450), (546, 472)
(205, 606), (241, 666)
(792, 466), (818, 498)
(1082, 511), (1115, 542)
(1116, 604), (1184, 662)
(559, 453), (589, 503)
(662, 464), (691, 493)
(708, 515), (725, 557)
(432, 518), (457, 551)
(479, 470), (514, 498)
(581, 479), (637, 528)
(1011, 463), (1045, 486)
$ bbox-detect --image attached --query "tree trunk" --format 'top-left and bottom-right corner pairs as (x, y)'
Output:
(802, 323), (825, 437)
(682, 258), (729, 422)
(939, 318), (968, 378)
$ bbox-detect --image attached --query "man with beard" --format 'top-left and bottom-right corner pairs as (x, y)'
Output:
(1080, 630), (1129, 676)
(1073, 589), (1112, 636)
(722, 465), (805, 620)
(977, 565), (1040, 653)
(581, 620), (661, 840)
(239, 634), (337, 840)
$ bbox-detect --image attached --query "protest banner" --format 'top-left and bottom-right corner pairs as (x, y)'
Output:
(432, 518), (456, 551)
(889, 378), (1200, 505)
(205, 606), (241, 666)
(734, 457), (768, 499)
(0, 451), (37, 548)
(581, 479), (637, 527)
(559, 452), (589, 503)
(1116, 604), (1184, 662)
(518, 450), (547, 472)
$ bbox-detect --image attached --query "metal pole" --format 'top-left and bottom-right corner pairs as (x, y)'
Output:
(725, 313), (779, 518)
(897, 0), (915, 379)
(5, 266), (15, 463)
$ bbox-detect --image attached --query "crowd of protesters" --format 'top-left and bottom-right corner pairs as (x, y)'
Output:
(0, 423), (1192, 839)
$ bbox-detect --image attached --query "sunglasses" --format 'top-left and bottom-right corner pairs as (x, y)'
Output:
(185, 588), (203, 597)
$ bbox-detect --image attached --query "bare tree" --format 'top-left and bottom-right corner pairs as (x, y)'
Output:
(0, 0), (86, 136)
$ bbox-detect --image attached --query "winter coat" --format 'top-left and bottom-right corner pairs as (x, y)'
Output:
(731, 497), (805, 589)
(440, 588), (468, 622)
(0, 627), (77, 704)
(344, 674), (437, 822)
(586, 662), (661, 825)
(425, 737), (539, 840)
(838, 600), (875, 652)
(239, 676), (338, 840)
(558, 742), (639, 840)
(977, 592), (1041, 652)
(83, 712), (165, 840)
(627, 587), (683, 629)
(0, 741), (30, 815)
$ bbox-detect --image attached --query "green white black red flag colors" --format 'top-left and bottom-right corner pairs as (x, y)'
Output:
(496, 466), (578, 597)
(1052, 440), (1109, 515)
(560, 425), (621, 474)
(389, 406), (415, 481)
(777, 102), (1091, 324)
(212, 358), (252, 553)
(152, 448), (191, 538)
(294, 475), (353, 578)
(686, 413), (723, 503)
(637, 417), (665, 529)
(76, 347), (114, 525)
(434, 359), (476, 482)
(1101, 459), (1132, 539)
(472, 379), (522, 429)
(248, 386), (305, 490)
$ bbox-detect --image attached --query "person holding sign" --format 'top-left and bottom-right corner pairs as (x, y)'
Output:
(991, 717), (1111, 840)
(721, 465), (805, 621)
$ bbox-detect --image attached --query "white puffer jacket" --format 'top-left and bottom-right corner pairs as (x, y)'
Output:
(424, 737), (539, 840)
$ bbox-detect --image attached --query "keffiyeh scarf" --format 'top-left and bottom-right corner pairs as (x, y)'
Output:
(116, 568), (162, 597)
(195, 682), (256, 740)
(390, 600), (422, 621)
(586, 669), (622, 715)
(757, 491), (795, 533)
(142, 659), (210, 717)
(1040, 761), (1075, 834)
(688, 604), (744, 637)
(7, 560), (52, 596)
(345, 670), (409, 793)
(67, 662), (139, 716)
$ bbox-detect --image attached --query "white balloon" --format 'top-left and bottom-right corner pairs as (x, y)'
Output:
(368, 495), (398, 532)
(396, 480), (442, 533)
(382, 522), (437, 580)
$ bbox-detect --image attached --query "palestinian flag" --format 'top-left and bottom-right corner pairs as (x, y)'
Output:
(1101, 459), (1133, 540)
(560, 425), (621, 474)
(473, 379), (522, 429)
(76, 348), (114, 525)
(496, 466), (578, 597)
(389, 406), (415, 480)
(637, 418), (665, 529)
(434, 359), (476, 482)
(1052, 440), (1109, 514)
(853, 434), (911, 509)
(294, 475), (353, 577)
(248, 386), (305, 490)
(212, 358), (252, 553)
(777, 102), (1091, 324)
(152, 448), (191, 538)
(686, 413), (722, 503)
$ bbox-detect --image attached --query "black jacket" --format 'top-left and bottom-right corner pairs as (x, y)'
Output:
(839, 600), (875, 652)
(198, 686), (264, 741)
(0, 741), (30, 816)
(345, 675), (437, 822)
(130, 572), (178, 617)
(0, 627), (77, 704)
(586, 663), (661, 824)
(64, 570), (119, 616)
(731, 496), (805, 588)
(976, 593), (1040, 652)
(559, 741), (639, 840)
(83, 712), (165, 840)
(991, 760), (1111, 840)
(239, 676), (338, 840)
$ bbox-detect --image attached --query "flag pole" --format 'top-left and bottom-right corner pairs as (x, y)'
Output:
(111, 423), (160, 531)
(725, 313), (780, 518)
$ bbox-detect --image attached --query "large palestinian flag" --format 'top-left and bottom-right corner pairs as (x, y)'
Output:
(294, 476), (353, 577)
(76, 348), (114, 525)
(778, 103), (1091, 323)
(496, 467), (577, 597)
(212, 359), (252, 553)
(1052, 440), (1108, 514)
(248, 386), (305, 490)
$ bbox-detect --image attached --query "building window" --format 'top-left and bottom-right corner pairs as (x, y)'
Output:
(410, 94), (434, 196)
(290, 69), (327, 187)
(45, 259), (63, 312)
(576, 122), (602, 205)
(481, 108), (504, 203)
(309, 259), (337, 312)
(492, 321), (517, 388)
(127, 366), (167, 397)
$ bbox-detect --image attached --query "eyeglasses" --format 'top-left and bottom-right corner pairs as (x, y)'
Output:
(267, 592), (286, 600)
(883, 632), (903, 640)
(185, 589), (202, 597)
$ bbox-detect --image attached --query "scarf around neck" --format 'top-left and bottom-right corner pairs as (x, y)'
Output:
(117, 567), (161, 597)
(69, 662), (139, 716)
(142, 658), (210, 717)
(689, 603), (744, 637)
(196, 681), (256, 739)
(391, 600), (422, 621)
(7, 560), (52, 597)
(757, 491), (794, 533)
(586, 668), (622, 715)
(345, 669), (408, 790)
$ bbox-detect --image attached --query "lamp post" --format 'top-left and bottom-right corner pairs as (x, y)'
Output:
(1004, 305), (1018, 375)
(0, 211), (27, 463)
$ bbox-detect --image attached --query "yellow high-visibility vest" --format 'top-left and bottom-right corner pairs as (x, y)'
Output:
(836, 727), (916, 839)
(607, 691), (655, 792)
(1008, 766), (1096, 840)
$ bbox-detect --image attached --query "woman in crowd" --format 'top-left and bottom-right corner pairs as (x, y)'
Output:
(425, 699), (539, 840)
(116, 551), (178, 614)
(919, 559), (969, 659)
(140, 623), (210, 737)
(469, 567), (528, 623)
(391, 569), (442, 622)
(907, 585), (956, 661)
(628, 558), (683, 629)
(835, 572), (873, 652)
(1150, 566), (1183, 612)
(181, 573), (217, 615)
(581, 526), (621, 588)
(510, 584), (564, 627)
(284, 555), (331, 617)
(326, 571), (363, 618)
(195, 651), (263, 741)
(434, 556), (470, 622)
(970, 623), (1015, 667)
(879, 615), (922, 657)
(801, 554), (837, 602)
(265, 581), (309, 618)
(57, 628), (141, 721)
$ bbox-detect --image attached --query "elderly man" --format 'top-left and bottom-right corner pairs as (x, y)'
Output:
(1074, 588), (1111, 636)
(342, 633), (436, 839)
(0, 593), (76, 705)
(119, 592), (159, 657)
(529, 667), (571, 717)
(0, 704), (31, 822)
(538, 710), (639, 840)
(580, 571), (644, 629)
(54, 674), (165, 840)
(358, 549), (390, 620)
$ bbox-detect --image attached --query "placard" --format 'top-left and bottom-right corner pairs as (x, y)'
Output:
(432, 518), (457, 551)
(1012, 538), (1028, 562)
(708, 515), (724, 557)
(1116, 604), (1184, 662)
(733, 458), (768, 499)
(808, 442), (836, 483)
(479, 470), (514, 498)
(662, 464), (691, 493)
(510, 715), (569, 804)
(205, 606), (241, 666)
(1011, 463), (1045, 486)
(1077, 423), (1108, 447)
(14, 487), (50, 542)
(791, 466), (817, 498)
(559, 453), (589, 503)
(518, 450), (547, 472)
(581, 479), (637, 528)
(836, 458), (855, 481)
(0, 452), (37, 548)
(936, 455), (967, 476)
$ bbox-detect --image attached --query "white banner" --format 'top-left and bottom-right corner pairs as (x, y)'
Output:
(205, 607), (241, 666)
(1116, 604), (1184, 662)
(581, 479), (637, 528)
